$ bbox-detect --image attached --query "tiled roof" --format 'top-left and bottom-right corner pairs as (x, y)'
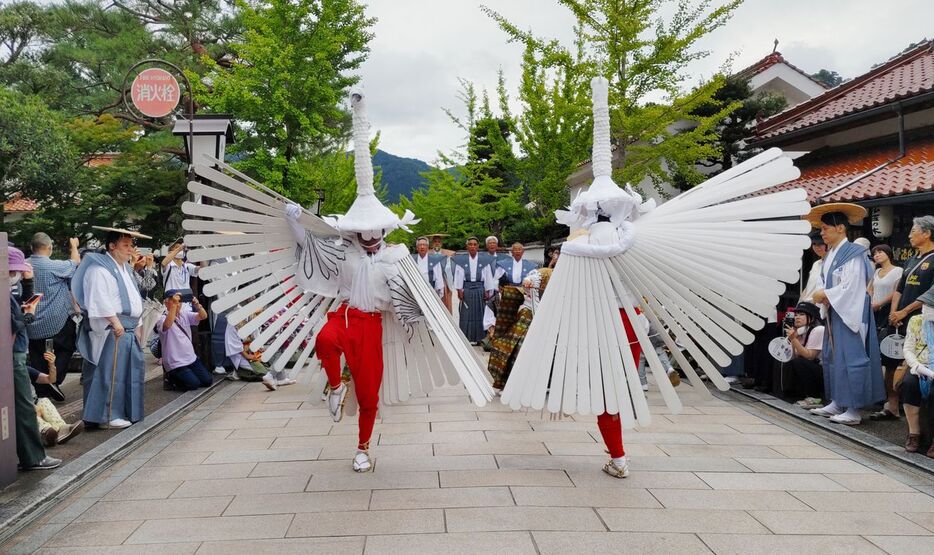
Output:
(3, 195), (38, 212)
(735, 51), (828, 89)
(760, 136), (934, 203)
(755, 41), (934, 141)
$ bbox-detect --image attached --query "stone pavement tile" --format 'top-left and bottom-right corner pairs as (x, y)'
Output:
(216, 401), (302, 413)
(529, 420), (598, 431)
(824, 473), (919, 492)
(101, 480), (182, 501)
(476, 411), (552, 421)
(249, 459), (349, 477)
(567, 469), (710, 489)
(899, 512), (934, 532)
(695, 432), (812, 446)
(434, 440), (548, 456)
(129, 463), (256, 482)
(177, 429), (234, 441)
(533, 531), (711, 554)
(223, 490), (371, 515)
(664, 413), (765, 425)
(45, 497), (100, 525)
(790, 491), (934, 512)
(272, 434), (371, 449)
(735, 458), (876, 474)
(485, 430), (598, 444)
(34, 545), (200, 555)
(248, 409), (329, 420)
(696, 472), (846, 491)
(163, 438), (274, 452)
(196, 537), (365, 555)
(748, 510), (932, 535)
(700, 533), (884, 555)
(369, 486), (515, 509)
(43, 520), (144, 547)
(126, 515), (291, 544)
(694, 405), (751, 415)
(374, 454), (498, 472)
(319, 443), (433, 460)
(659, 444), (784, 458)
(440, 469), (573, 487)
(649, 489), (812, 511)
(865, 535), (934, 554)
(631, 456), (750, 472)
(199, 416), (290, 430)
(170, 476), (309, 498)
(202, 447), (322, 464)
(287, 508), (444, 536)
(511, 486), (661, 508)
(226, 425), (333, 439)
(599, 507), (770, 533)
(364, 532), (536, 554)
(330, 422), (428, 435)
(610, 432), (707, 445)
(145, 451), (212, 466)
(380, 411), (477, 423)
(728, 424), (794, 435)
(635, 423), (739, 434)
(495, 454), (609, 471)
(546, 442), (667, 457)
(377, 431), (486, 445)
(375, 404), (429, 415)
(305, 470), (438, 491)
(431, 419), (533, 431)
(81, 475), (129, 499)
(262, 393), (314, 403)
(446, 506), (605, 532)
(75, 497), (233, 522)
(768, 444), (846, 459)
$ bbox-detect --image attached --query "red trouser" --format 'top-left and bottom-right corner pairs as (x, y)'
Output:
(315, 304), (383, 450)
(596, 308), (643, 459)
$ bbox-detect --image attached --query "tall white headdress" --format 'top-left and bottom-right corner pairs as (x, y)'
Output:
(334, 90), (418, 235)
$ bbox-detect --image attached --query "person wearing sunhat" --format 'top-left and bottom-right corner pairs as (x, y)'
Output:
(7, 245), (61, 470)
(900, 286), (934, 457)
(71, 226), (150, 429)
(807, 203), (884, 425)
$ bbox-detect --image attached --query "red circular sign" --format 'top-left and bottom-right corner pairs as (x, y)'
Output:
(130, 68), (181, 118)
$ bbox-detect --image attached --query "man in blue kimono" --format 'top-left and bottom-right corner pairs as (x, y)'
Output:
(411, 236), (445, 297)
(72, 227), (148, 429)
(809, 206), (883, 425)
(496, 243), (540, 287)
(453, 237), (496, 343)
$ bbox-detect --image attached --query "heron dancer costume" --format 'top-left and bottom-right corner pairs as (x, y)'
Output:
(181, 90), (493, 472)
(502, 77), (812, 478)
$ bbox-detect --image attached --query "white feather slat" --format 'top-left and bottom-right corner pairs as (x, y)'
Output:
(211, 270), (296, 315)
(203, 257), (295, 297)
(181, 201), (284, 228)
(199, 250), (295, 281)
(254, 293), (313, 354)
(187, 181), (286, 220)
(184, 232), (291, 248)
(183, 219), (270, 234)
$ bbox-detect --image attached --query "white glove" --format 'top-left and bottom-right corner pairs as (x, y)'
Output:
(915, 364), (934, 379)
(284, 203), (301, 220)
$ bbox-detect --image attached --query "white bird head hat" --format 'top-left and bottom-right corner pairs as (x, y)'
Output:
(331, 89), (419, 243)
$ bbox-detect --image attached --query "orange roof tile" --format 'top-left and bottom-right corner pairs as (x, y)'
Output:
(761, 136), (934, 203)
(3, 195), (39, 212)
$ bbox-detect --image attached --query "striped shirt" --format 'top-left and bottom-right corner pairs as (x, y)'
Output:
(25, 255), (78, 339)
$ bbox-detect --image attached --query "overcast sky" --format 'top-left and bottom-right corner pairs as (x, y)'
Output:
(358, 0), (933, 163)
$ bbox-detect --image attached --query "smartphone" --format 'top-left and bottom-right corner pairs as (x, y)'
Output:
(137, 247), (153, 255)
(45, 338), (55, 353)
(22, 293), (43, 308)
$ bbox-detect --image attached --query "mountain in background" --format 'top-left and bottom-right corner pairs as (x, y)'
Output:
(372, 149), (431, 202)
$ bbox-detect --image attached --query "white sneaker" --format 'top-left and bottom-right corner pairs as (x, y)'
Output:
(262, 372), (278, 391)
(641, 383), (649, 392)
(328, 383), (348, 422)
(724, 376), (738, 384)
(108, 418), (132, 429)
(353, 450), (374, 472)
(602, 458), (629, 479)
(213, 366), (227, 375)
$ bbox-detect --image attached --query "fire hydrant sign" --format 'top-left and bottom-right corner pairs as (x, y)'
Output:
(131, 68), (180, 118)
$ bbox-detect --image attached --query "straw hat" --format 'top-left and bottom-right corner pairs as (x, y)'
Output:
(803, 203), (866, 228)
(91, 226), (152, 240)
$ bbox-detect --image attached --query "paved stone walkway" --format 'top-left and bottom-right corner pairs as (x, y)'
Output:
(7, 374), (934, 554)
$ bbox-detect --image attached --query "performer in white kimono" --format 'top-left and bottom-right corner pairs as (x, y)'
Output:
(502, 77), (812, 478)
(808, 204), (883, 425)
(72, 227), (148, 429)
(181, 89), (493, 472)
(411, 236), (445, 297)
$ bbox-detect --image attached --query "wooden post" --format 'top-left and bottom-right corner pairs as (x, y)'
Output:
(0, 234), (19, 488)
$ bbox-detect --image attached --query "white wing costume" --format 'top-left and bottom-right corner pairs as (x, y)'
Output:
(501, 77), (811, 427)
(181, 91), (493, 413)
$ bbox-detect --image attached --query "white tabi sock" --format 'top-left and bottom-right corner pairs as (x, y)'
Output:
(840, 408), (861, 420)
(822, 401), (842, 413)
(612, 456), (627, 467)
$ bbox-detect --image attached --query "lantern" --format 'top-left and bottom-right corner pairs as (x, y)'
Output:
(871, 206), (893, 238)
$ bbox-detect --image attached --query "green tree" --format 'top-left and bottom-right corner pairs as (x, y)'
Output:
(484, 0), (744, 197)
(809, 69), (842, 88)
(0, 88), (76, 228)
(197, 0), (375, 199)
